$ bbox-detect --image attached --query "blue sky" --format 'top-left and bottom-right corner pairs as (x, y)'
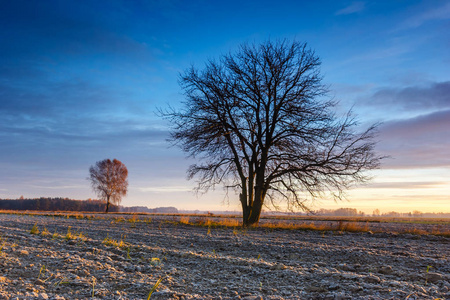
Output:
(1, 0), (449, 213)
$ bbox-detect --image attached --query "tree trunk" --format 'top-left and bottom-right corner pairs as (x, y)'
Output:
(105, 196), (110, 213)
(246, 192), (263, 226)
(246, 200), (263, 226)
(241, 193), (251, 226)
(243, 185), (265, 227)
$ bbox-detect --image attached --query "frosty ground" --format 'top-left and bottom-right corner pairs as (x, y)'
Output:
(0, 213), (449, 299)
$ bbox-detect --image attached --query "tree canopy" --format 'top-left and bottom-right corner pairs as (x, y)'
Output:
(164, 40), (382, 226)
(89, 158), (128, 213)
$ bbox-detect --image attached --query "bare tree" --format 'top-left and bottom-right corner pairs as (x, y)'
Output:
(163, 40), (382, 226)
(89, 159), (128, 213)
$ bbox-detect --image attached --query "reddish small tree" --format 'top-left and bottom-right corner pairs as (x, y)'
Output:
(89, 159), (128, 213)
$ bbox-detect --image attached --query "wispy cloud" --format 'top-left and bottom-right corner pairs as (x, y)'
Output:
(364, 181), (447, 189)
(377, 109), (450, 169)
(368, 81), (450, 112)
(398, 2), (450, 30)
(138, 186), (192, 193)
(330, 42), (414, 73)
(380, 109), (450, 141)
(335, 1), (365, 15)
(0, 1), (158, 63)
(30, 185), (86, 190)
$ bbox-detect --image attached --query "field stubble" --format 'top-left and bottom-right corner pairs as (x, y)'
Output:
(0, 212), (449, 299)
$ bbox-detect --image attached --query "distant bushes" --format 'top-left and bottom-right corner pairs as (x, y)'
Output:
(120, 206), (178, 213)
(314, 208), (450, 218)
(315, 208), (365, 217)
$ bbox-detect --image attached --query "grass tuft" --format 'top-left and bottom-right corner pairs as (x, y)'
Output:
(37, 265), (46, 280)
(0, 239), (6, 255)
(64, 227), (87, 241)
(91, 276), (96, 298)
(41, 227), (50, 236)
(180, 216), (190, 224)
(147, 276), (166, 300)
(149, 257), (161, 266)
(102, 234), (129, 249)
(126, 247), (131, 260)
(30, 222), (39, 235)
(52, 230), (60, 240)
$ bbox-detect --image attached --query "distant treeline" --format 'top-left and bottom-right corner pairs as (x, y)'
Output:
(314, 208), (365, 217)
(314, 208), (450, 218)
(1, 199), (446, 217)
(0, 198), (179, 214)
(0, 198), (119, 212)
(120, 206), (178, 213)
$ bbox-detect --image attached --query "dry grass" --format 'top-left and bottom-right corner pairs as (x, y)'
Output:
(30, 222), (39, 234)
(404, 227), (450, 238)
(2, 210), (449, 237)
(41, 227), (51, 236)
(432, 230), (450, 238)
(175, 216), (450, 237)
(64, 226), (87, 241)
(216, 218), (240, 227)
(176, 216), (372, 233)
(4, 209), (446, 224)
(183, 217), (240, 228)
(258, 220), (370, 232)
(102, 235), (128, 249)
(179, 216), (190, 225)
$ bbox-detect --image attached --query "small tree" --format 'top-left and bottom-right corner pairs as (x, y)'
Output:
(412, 210), (423, 218)
(164, 40), (382, 226)
(89, 159), (128, 213)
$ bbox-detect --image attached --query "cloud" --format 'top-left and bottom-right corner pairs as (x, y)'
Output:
(364, 181), (447, 189)
(398, 2), (450, 30)
(138, 186), (192, 193)
(335, 2), (365, 15)
(0, 79), (124, 119)
(377, 109), (450, 169)
(330, 42), (414, 73)
(0, 1), (156, 62)
(368, 81), (450, 112)
(0, 70), (162, 142)
(380, 109), (450, 138)
(0, 116), (170, 163)
(0, 1), (173, 167)
(0, 121), (168, 145)
(30, 185), (86, 190)
(0, 1), (171, 112)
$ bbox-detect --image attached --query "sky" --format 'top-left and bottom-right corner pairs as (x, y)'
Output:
(0, 0), (449, 214)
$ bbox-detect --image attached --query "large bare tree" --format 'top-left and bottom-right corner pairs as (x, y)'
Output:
(164, 40), (382, 226)
(89, 159), (128, 213)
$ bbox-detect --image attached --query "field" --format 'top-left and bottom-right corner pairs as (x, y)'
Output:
(0, 212), (449, 300)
